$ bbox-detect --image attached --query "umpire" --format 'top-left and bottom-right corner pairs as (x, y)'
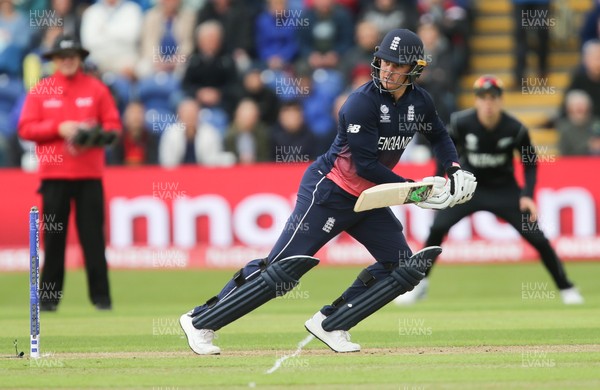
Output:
(396, 75), (583, 305)
(19, 35), (121, 311)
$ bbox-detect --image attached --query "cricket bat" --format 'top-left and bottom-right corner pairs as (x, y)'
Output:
(354, 182), (433, 212)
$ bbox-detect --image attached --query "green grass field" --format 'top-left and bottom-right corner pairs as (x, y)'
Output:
(1, 262), (600, 389)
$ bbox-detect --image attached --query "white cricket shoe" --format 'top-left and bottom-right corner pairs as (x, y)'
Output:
(304, 311), (360, 353)
(560, 287), (584, 305)
(394, 277), (429, 306)
(179, 311), (221, 355)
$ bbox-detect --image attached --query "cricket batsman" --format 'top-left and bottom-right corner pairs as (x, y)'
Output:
(180, 29), (477, 354)
(395, 75), (584, 306)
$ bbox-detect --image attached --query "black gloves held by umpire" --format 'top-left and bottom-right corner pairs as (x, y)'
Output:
(72, 126), (118, 147)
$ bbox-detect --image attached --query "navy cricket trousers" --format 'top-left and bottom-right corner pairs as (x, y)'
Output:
(192, 165), (413, 317)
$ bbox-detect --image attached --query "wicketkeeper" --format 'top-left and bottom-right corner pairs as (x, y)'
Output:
(395, 75), (584, 306)
(180, 29), (477, 354)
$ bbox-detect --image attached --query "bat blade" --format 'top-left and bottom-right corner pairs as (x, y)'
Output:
(354, 182), (433, 212)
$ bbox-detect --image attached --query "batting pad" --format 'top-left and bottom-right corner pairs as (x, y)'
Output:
(321, 246), (442, 331)
(193, 255), (319, 331)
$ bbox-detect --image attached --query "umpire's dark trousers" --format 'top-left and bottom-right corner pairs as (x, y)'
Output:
(425, 182), (573, 289)
(39, 179), (111, 306)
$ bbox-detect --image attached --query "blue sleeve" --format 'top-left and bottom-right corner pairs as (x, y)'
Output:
(9, 15), (31, 49)
(255, 13), (269, 61)
(334, 7), (354, 55)
(280, 28), (300, 63)
(8, 94), (26, 137)
(298, 12), (315, 58)
(419, 91), (460, 172)
(342, 93), (408, 183)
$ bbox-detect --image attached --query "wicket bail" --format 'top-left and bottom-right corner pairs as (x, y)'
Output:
(29, 206), (40, 359)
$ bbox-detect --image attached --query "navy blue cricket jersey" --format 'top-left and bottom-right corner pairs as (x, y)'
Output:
(313, 81), (459, 197)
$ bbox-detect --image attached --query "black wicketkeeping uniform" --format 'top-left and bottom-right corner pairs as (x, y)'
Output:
(425, 108), (573, 289)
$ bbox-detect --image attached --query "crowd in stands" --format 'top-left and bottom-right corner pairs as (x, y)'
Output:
(557, 34), (600, 156)
(1, 0), (599, 168)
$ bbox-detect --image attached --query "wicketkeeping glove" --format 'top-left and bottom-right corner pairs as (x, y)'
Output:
(415, 176), (453, 209)
(446, 167), (477, 207)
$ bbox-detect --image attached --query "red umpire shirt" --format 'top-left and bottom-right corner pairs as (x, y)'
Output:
(18, 69), (121, 178)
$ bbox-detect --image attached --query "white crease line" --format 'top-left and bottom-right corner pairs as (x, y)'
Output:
(265, 334), (314, 374)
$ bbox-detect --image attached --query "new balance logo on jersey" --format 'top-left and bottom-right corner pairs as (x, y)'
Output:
(378, 135), (412, 151)
(390, 36), (401, 50)
(322, 217), (335, 233)
(347, 124), (361, 133)
(467, 153), (507, 167)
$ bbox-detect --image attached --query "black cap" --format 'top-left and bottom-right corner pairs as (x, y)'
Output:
(42, 35), (89, 60)
(473, 75), (504, 97)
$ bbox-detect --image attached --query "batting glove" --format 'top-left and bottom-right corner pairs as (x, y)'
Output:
(446, 167), (477, 207)
(416, 176), (453, 209)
